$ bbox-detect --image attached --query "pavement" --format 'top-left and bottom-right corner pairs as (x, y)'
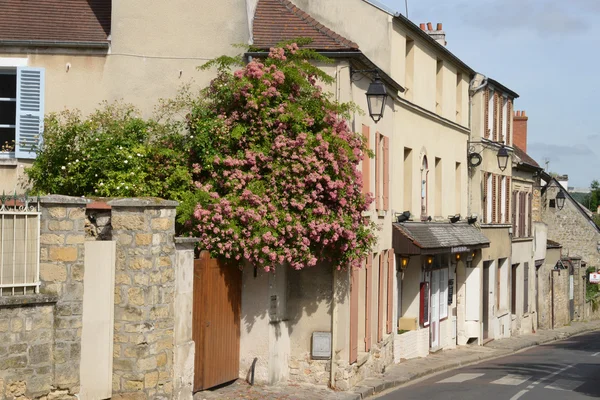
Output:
(194, 320), (600, 400)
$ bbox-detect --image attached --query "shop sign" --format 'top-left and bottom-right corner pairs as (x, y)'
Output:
(590, 273), (600, 284)
(451, 246), (468, 253)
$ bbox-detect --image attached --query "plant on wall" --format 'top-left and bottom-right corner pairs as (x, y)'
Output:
(179, 43), (375, 271)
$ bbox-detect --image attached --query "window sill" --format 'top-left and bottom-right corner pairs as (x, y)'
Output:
(512, 237), (534, 243)
(496, 309), (510, 318)
(0, 294), (57, 307)
(0, 157), (17, 166)
(377, 210), (387, 219)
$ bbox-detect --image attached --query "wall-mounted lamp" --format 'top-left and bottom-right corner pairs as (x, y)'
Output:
(556, 189), (566, 211)
(455, 253), (461, 262)
(396, 211), (411, 223)
(351, 69), (388, 124)
(467, 215), (478, 224)
(426, 256), (434, 266)
(467, 141), (510, 172)
(399, 255), (410, 270)
(449, 214), (461, 223)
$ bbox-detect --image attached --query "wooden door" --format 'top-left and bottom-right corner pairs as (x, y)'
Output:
(482, 262), (490, 340)
(193, 251), (242, 392)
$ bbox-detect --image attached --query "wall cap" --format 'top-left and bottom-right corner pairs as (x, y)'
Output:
(0, 294), (58, 307)
(175, 237), (201, 244)
(108, 198), (179, 208)
(40, 195), (92, 205)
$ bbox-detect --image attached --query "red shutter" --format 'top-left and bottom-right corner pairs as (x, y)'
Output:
(505, 177), (511, 224)
(493, 92), (499, 142)
(497, 175), (503, 223)
(419, 282), (430, 327)
(362, 125), (371, 196)
(492, 174), (497, 223)
(483, 172), (489, 223)
(375, 132), (381, 211)
(365, 255), (372, 352)
(350, 267), (359, 364)
(484, 89), (490, 139)
(378, 253), (384, 342)
(383, 136), (390, 211)
(386, 250), (394, 334)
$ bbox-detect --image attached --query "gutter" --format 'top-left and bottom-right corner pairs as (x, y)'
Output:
(0, 40), (110, 50)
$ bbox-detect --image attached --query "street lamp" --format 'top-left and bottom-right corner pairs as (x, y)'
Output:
(497, 146), (509, 172)
(556, 189), (566, 211)
(365, 73), (387, 124)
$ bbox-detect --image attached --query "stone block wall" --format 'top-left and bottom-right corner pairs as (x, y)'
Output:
(109, 198), (178, 399)
(0, 297), (56, 399)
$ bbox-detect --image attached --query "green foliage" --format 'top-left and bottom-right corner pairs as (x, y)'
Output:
(26, 102), (193, 202)
(586, 266), (599, 301)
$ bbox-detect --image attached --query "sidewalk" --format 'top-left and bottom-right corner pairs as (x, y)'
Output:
(194, 320), (600, 400)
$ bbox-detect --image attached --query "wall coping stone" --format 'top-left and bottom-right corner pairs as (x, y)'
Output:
(175, 237), (201, 244)
(40, 195), (91, 205)
(108, 198), (178, 208)
(0, 294), (58, 307)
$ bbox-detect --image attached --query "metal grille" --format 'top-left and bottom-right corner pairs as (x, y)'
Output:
(0, 195), (41, 296)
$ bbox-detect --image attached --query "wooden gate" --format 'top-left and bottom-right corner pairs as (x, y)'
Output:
(193, 251), (242, 392)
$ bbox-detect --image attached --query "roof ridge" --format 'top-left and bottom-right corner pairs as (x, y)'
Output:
(273, 0), (359, 50)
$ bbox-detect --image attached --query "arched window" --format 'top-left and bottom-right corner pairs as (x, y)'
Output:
(421, 156), (429, 219)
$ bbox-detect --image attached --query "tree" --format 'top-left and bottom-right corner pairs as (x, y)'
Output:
(179, 44), (375, 271)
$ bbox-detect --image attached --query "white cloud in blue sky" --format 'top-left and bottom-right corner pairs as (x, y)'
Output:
(379, 0), (600, 187)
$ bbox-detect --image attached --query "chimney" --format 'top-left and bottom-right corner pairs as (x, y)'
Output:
(425, 22), (447, 46)
(513, 110), (528, 152)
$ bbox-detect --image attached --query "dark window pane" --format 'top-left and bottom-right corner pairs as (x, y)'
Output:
(0, 101), (16, 125)
(0, 73), (17, 99)
(0, 128), (15, 152)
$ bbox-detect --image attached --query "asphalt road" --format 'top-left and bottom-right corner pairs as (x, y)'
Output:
(376, 331), (600, 400)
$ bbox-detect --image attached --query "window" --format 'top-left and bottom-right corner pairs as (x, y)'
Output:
(549, 199), (556, 208)
(485, 173), (493, 223)
(439, 268), (449, 319)
(456, 73), (463, 124)
(501, 96), (508, 143)
(511, 264), (518, 314)
(421, 156), (429, 219)
(0, 67), (44, 159)
(436, 59), (443, 115)
(435, 157), (442, 216)
(487, 89), (495, 138)
(375, 133), (390, 211)
(404, 148), (413, 212)
(500, 176), (507, 223)
(405, 38), (415, 101)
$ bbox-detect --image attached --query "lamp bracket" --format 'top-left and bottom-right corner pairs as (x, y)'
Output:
(467, 140), (505, 155)
(350, 68), (380, 82)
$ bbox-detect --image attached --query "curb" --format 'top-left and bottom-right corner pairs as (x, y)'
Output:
(350, 324), (600, 399)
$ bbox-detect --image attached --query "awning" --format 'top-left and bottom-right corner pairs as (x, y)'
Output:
(392, 222), (490, 255)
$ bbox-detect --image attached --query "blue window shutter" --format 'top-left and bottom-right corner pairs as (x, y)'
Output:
(16, 67), (45, 159)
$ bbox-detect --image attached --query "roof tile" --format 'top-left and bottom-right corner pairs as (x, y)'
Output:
(0, 0), (111, 43)
(253, 0), (359, 51)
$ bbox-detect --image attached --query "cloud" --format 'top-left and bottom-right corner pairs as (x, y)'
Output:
(528, 142), (600, 186)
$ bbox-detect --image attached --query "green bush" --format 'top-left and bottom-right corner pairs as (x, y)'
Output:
(26, 102), (193, 202)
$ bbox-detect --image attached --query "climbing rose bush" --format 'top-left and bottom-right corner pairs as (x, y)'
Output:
(183, 44), (375, 271)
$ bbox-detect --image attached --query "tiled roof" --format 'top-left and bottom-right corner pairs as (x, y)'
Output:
(253, 0), (359, 51)
(0, 0), (111, 43)
(393, 222), (490, 254)
(513, 145), (540, 169)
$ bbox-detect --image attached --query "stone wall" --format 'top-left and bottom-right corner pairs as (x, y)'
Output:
(393, 328), (429, 363)
(109, 198), (178, 399)
(542, 185), (600, 268)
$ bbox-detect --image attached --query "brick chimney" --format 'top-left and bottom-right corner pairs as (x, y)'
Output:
(421, 22), (447, 46)
(513, 110), (528, 151)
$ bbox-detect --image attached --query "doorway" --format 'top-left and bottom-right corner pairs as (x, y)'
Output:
(482, 261), (491, 340)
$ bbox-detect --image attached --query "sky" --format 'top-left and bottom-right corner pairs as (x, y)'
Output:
(378, 0), (600, 188)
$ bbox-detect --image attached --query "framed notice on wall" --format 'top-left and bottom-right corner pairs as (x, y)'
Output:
(420, 281), (430, 327)
(590, 273), (600, 284)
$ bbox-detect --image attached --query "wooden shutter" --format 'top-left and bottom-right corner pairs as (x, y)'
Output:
(493, 92), (498, 142)
(365, 255), (372, 352)
(16, 67), (44, 159)
(527, 193), (532, 237)
(362, 125), (371, 196)
(420, 282), (430, 327)
(378, 253), (384, 342)
(350, 267), (359, 364)
(523, 262), (529, 314)
(505, 177), (511, 224)
(506, 99), (512, 146)
(386, 250), (394, 334)
(483, 172), (489, 223)
(383, 136), (390, 211)
(375, 132), (381, 210)
(520, 192), (526, 237)
(484, 89), (490, 139)
(512, 191), (517, 235)
(492, 174), (497, 223)
(499, 97), (504, 143)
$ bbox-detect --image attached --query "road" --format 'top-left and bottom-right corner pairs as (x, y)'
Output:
(376, 330), (600, 400)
